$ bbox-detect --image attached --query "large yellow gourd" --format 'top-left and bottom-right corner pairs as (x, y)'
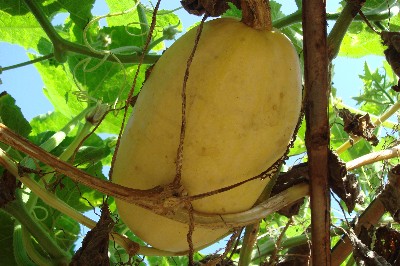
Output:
(113, 18), (302, 252)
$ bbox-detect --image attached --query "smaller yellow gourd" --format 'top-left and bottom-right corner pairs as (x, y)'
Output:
(113, 17), (302, 252)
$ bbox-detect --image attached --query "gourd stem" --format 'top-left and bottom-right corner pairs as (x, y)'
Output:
(240, 0), (272, 30)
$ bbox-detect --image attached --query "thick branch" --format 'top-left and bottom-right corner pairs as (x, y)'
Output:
(346, 145), (400, 170)
(302, 1), (331, 265)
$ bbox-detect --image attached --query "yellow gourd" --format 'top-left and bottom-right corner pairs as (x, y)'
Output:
(112, 17), (301, 252)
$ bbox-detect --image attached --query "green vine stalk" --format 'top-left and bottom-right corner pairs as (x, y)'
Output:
(0, 54), (54, 73)
(13, 224), (38, 266)
(251, 227), (346, 263)
(23, 106), (95, 213)
(4, 199), (70, 265)
(21, 224), (54, 266)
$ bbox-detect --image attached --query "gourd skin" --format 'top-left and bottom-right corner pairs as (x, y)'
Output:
(113, 18), (302, 252)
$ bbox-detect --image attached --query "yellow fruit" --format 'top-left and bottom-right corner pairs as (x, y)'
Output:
(113, 17), (302, 252)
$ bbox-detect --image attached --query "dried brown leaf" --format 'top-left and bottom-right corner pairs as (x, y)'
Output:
(338, 108), (379, 146)
(194, 254), (236, 266)
(70, 204), (114, 266)
(276, 243), (311, 266)
(358, 226), (400, 265)
(380, 165), (400, 223)
(329, 151), (362, 212)
(0, 170), (18, 208)
(348, 228), (391, 266)
(381, 31), (400, 92)
(272, 163), (308, 217)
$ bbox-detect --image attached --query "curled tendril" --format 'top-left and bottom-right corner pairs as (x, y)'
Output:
(83, 1), (141, 55)
(124, 21), (162, 38)
(31, 205), (49, 222)
(73, 1), (143, 107)
(74, 1), (181, 112)
(72, 91), (98, 103)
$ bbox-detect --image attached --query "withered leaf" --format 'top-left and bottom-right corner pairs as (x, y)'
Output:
(276, 243), (311, 266)
(273, 152), (362, 214)
(70, 204), (114, 266)
(338, 108), (379, 146)
(0, 170), (18, 208)
(358, 226), (400, 265)
(194, 254), (236, 266)
(273, 163), (308, 217)
(348, 228), (391, 266)
(381, 31), (400, 92)
(380, 165), (400, 223)
(329, 151), (362, 213)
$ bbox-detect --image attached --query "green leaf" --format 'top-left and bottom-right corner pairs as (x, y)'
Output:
(30, 111), (74, 136)
(31, 199), (80, 253)
(225, 0), (286, 22)
(74, 145), (111, 166)
(0, 1), (47, 50)
(362, 0), (397, 13)
(147, 252), (203, 266)
(0, 92), (32, 137)
(73, 133), (112, 167)
(105, 0), (180, 50)
(32, 166), (106, 251)
(339, 22), (384, 58)
(288, 119), (306, 157)
(222, 2), (241, 19)
(53, 214), (80, 251)
(50, 0), (95, 43)
(353, 62), (397, 115)
(281, 24), (303, 54)
(32, 47), (145, 134)
(0, 211), (17, 265)
(270, 1), (285, 20)
(295, 0), (302, 9)
(55, 162), (106, 212)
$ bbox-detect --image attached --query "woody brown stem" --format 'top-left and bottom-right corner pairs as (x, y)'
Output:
(302, 0), (331, 265)
(241, 0), (272, 30)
